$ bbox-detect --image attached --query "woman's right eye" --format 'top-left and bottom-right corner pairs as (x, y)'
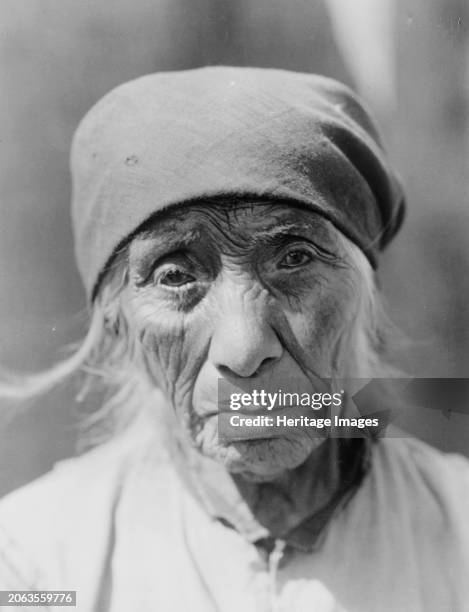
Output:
(157, 266), (196, 287)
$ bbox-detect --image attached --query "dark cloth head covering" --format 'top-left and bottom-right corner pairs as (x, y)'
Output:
(70, 66), (405, 300)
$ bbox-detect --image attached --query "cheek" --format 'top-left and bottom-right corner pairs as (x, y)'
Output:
(128, 293), (212, 403)
(284, 275), (359, 366)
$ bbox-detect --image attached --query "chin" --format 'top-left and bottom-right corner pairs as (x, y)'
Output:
(194, 417), (324, 480)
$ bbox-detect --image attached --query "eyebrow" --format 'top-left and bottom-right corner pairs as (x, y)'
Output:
(129, 227), (202, 272)
(140, 224), (202, 245)
(254, 222), (329, 240)
(253, 218), (339, 253)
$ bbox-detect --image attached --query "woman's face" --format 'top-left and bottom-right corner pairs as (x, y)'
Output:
(122, 201), (362, 480)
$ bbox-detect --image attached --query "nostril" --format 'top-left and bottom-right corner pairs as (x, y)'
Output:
(255, 356), (278, 376)
(216, 356), (278, 379)
(216, 364), (233, 378)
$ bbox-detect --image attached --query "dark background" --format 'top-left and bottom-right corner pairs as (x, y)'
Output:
(1, 0), (468, 496)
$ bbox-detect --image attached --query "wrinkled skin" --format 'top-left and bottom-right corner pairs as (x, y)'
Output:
(122, 201), (361, 481)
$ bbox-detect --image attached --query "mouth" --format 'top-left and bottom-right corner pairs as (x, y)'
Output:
(216, 404), (324, 443)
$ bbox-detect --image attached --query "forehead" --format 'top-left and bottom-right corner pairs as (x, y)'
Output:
(131, 200), (340, 249)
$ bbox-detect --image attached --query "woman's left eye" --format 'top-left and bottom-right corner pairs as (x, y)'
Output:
(279, 248), (313, 268)
(159, 267), (196, 287)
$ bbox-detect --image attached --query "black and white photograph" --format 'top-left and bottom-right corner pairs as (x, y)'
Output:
(0, 1), (468, 610)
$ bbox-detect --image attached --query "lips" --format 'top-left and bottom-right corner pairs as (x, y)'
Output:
(217, 404), (326, 442)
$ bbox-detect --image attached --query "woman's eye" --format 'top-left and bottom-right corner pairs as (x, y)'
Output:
(158, 267), (196, 287)
(279, 248), (313, 268)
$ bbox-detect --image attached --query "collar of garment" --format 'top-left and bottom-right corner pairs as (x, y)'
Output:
(170, 435), (372, 554)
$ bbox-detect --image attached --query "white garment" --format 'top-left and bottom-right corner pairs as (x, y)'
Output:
(0, 430), (468, 612)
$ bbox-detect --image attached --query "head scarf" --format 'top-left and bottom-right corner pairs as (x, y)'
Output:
(70, 66), (405, 300)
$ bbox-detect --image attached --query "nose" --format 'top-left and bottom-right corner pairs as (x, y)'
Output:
(208, 284), (283, 378)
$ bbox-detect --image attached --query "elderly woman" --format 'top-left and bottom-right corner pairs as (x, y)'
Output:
(0, 67), (468, 612)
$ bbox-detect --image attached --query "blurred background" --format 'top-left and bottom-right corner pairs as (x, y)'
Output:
(0, 0), (468, 496)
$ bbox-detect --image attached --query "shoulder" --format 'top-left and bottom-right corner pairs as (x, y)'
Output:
(322, 438), (469, 608)
(364, 437), (469, 556)
(371, 436), (469, 509)
(0, 422), (175, 590)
